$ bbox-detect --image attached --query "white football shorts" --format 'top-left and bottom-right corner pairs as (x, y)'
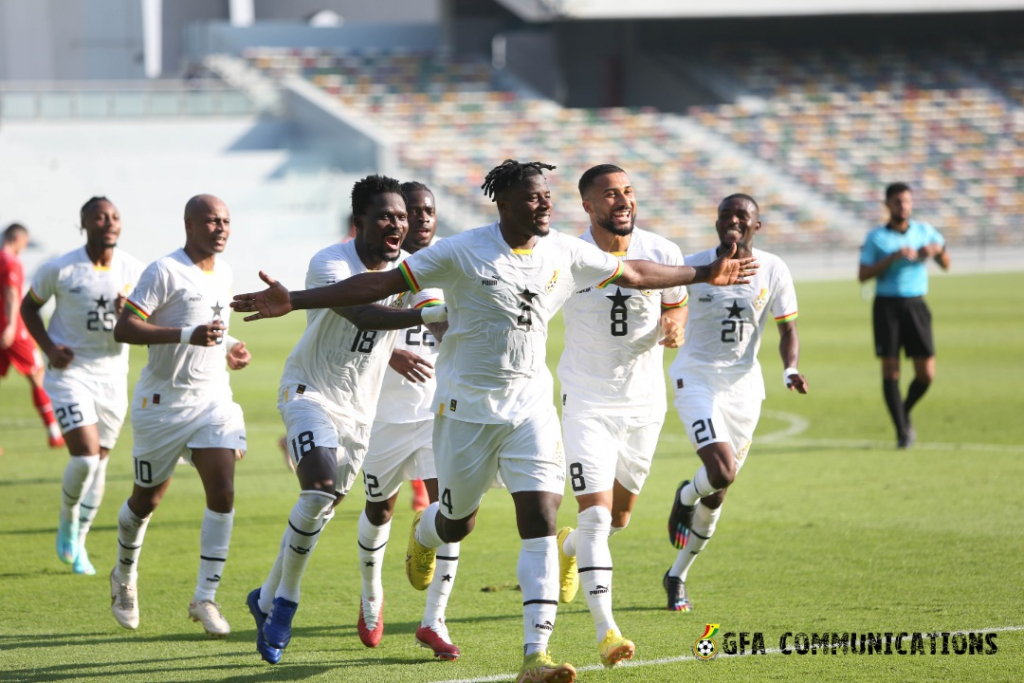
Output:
(279, 393), (370, 497)
(130, 397), (246, 487)
(562, 413), (664, 496)
(673, 381), (761, 471)
(44, 367), (128, 450)
(363, 419), (435, 502)
(432, 408), (564, 520)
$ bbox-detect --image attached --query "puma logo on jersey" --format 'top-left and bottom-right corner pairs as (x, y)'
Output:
(187, 295), (202, 302)
(69, 286), (83, 293)
(481, 278), (499, 286)
(699, 295), (713, 303)
(576, 287), (592, 294)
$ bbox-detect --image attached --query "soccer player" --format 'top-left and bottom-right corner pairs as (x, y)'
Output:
(356, 181), (459, 659)
(246, 175), (447, 665)
(555, 165), (687, 667)
(858, 183), (950, 448)
(20, 197), (145, 575)
(232, 160), (757, 683)
(109, 194), (252, 637)
(664, 193), (808, 613)
(1, 223), (64, 448)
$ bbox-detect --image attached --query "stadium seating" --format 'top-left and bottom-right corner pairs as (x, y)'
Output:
(682, 42), (1024, 246)
(243, 47), (848, 249)
(243, 44), (1023, 248)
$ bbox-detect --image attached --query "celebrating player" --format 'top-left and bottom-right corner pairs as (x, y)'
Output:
(20, 198), (145, 575)
(246, 175), (446, 665)
(664, 194), (808, 612)
(555, 165), (687, 667)
(109, 195), (252, 636)
(1, 223), (64, 448)
(232, 159), (756, 683)
(356, 181), (460, 659)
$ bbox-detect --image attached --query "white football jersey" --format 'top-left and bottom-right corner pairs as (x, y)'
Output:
(398, 221), (622, 425)
(374, 285), (443, 424)
(669, 247), (798, 400)
(558, 227), (687, 417)
(279, 240), (409, 428)
(29, 246), (145, 375)
(125, 249), (235, 404)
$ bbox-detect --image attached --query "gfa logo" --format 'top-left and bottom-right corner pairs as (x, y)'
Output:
(693, 623), (720, 660)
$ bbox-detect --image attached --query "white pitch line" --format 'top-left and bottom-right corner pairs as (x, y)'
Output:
(429, 624), (1024, 683)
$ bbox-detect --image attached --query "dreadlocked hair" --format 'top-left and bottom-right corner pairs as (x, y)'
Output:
(80, 196), (112, 222)
(481, 159), (556, 202)
(352, 175), (404, 217)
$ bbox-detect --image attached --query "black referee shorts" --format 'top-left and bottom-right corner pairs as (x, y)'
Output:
(873, 296), (935, 358)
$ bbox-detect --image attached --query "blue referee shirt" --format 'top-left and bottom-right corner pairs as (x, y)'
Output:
(860, 220), (945, 298)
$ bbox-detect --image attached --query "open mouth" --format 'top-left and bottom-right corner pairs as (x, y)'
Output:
(383, 233), (402, 250)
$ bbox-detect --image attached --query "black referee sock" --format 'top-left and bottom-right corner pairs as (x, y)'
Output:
(883, 379), (909, 438)
(904, 379), (930, 416)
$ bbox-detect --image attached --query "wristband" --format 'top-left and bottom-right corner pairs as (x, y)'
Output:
(784, 367), (800, 387)
(421, 304), (448, 325)
(180, 325), (198, 345)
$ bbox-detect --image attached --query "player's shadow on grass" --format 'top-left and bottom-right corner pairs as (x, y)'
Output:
(1, 656), (333, 683)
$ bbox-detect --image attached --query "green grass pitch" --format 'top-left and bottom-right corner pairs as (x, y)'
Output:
(1, 272), (1022, 682)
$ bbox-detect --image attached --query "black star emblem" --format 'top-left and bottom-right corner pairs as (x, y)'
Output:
(94, 295), (109, 310)
(441, 574), (453, 582)
(517, 288), (538, 305)
(211, 301), (224, 318)
(726, 300), (745, 319)
(364, 560), (375, 567)
(606, 287), (631, 309)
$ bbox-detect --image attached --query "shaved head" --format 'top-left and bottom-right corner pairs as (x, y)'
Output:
(185, 194), (226, 221)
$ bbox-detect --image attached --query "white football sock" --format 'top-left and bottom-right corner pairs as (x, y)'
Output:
(194, 508), (233, 602)
(423, 541), (460, 626)
(576, 506), (617, 641)
(259, 534), (287, 614)
(519, 536), (559, 657)
(357, 510), (391, 601)
(276, 490), (335, 603)
(115, 500), (151, 582)
(680, 467), (719, 506)
(415, 502), (443, 548)
(60, 454), (100, 523)
(670, 502), (722, 580)
(77, 456), (108, 546)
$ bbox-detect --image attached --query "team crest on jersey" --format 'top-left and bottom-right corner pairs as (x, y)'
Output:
(545, 270), (559, 294)
(392, 292), (406, 308)
(752, 288), (769, 313)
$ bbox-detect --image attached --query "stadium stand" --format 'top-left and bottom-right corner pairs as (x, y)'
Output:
(239, 47), (863, 249)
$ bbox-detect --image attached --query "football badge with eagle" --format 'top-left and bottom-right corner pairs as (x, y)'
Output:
(693, 623), (720, 660)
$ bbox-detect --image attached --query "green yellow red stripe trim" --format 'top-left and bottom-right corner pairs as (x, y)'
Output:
(775, 311), (798, 323)
(398, 262), (421, 293)
(415, 298), (443, 309)
(28, 288), (46, 305)
(596, 261), (625, 289)
(124, 299), (149, 321)
(662, 292), (688, 309)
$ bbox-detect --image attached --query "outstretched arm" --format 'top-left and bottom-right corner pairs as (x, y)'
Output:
(778, 320), (808, 394)
(618, 244), (757, 290)
(335, 303), (428, 331)
(231, 269), (410, 321)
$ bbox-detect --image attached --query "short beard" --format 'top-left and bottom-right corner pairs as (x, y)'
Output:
(596, 214), (635, 237)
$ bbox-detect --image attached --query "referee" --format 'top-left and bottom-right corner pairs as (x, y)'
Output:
(858, 182), (950, 448)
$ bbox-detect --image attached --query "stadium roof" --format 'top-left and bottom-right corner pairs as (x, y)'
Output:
(494, 0), (1024, 19)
